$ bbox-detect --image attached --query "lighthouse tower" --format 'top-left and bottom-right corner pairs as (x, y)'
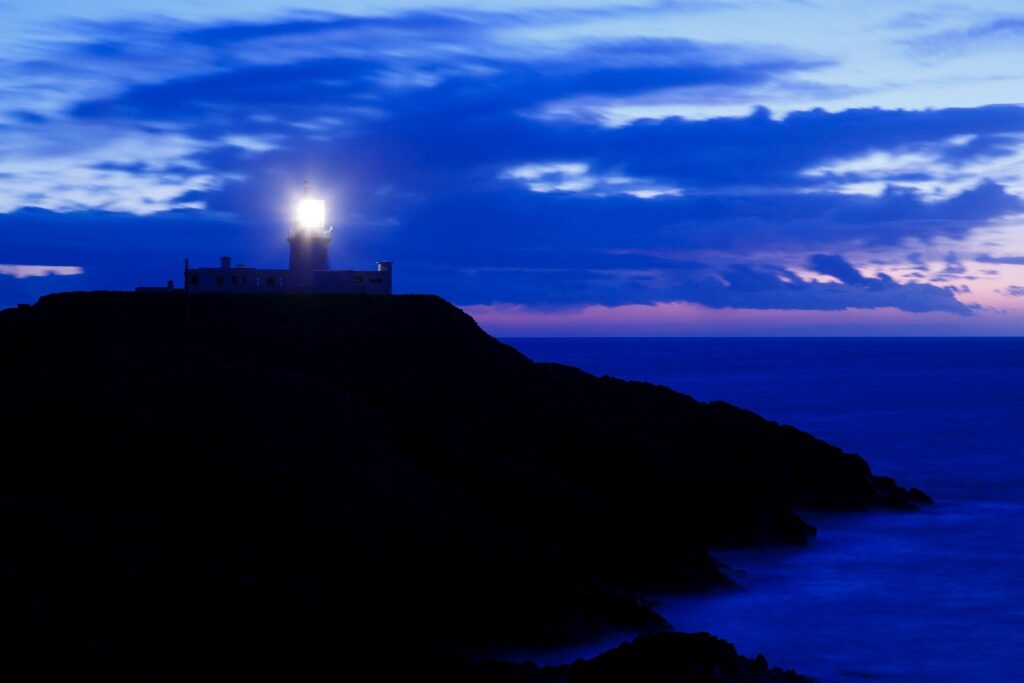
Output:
(171, 179), (391, 295)
(288, 181), (332, 287)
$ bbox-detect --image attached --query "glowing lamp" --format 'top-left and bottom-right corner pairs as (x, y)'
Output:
(296, 197), (326, 231)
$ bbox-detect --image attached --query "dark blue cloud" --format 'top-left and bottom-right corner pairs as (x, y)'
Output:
(397, 255), (971, 314)
(939, 133), (1022, 164)
(977, 253), (1024, 266)
(809, 254), (869, 284)
(700, 261), (970, 315)
(2, 10), (1023, 315)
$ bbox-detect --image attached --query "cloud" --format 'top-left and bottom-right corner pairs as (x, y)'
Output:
(2, 9), (1022, 318)
(399, 251), (971, 315)
(501, 161), (682, 197)
(0, 264), (83, 279)
(977, 253), (1024, 266)
(12, 12), (1024, 213)
(809, 254), (869, 284)
(681, 255), (972, 315)
(908, 17), (1024, 60)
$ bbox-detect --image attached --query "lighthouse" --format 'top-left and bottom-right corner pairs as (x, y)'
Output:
(287, 181), (332, 287)
(174, 181), (393, 295)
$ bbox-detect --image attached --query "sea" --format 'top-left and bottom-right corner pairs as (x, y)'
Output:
(504, 338), (1024, 683)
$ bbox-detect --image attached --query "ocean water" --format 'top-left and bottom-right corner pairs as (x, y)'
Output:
(505, 338), (1024, 683)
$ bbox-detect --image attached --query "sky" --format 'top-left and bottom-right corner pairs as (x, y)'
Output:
(2, 1), (1024, 335)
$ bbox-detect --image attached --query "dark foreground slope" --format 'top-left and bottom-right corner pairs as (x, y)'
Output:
(0, 292), (927, 679)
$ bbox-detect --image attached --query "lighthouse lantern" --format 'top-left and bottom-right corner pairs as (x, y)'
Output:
(295, 197), (326, 232)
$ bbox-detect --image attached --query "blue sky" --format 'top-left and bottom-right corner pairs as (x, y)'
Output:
(2, 0), (1024, 334)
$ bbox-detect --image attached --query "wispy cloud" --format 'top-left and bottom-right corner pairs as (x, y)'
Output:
(906, 16), (1024, 60)
(0, 264), (83, 279)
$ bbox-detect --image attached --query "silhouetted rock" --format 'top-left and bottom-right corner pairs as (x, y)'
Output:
(0, 292), (925, 678)
(558, 633), (809, 682)
(479, 634), (810, 682)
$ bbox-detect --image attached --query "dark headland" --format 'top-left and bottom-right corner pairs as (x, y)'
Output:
(0, 292), (930, 680)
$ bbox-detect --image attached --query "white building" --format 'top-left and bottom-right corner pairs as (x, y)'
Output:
(183, 183), (392, 295)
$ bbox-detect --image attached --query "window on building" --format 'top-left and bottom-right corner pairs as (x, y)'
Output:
(370, 277), (382, 284)
(255, 277), (261, 287)
(266, 276), (276, 287)
(231, 275), (238, 285)
(243, 276), (248, 286)
(217, 275), (224, 286)
(354, 276), (364, 284)
(189, 275), (199, 286)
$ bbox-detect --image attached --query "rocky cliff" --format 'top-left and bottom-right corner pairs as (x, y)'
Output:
(0, 292), (928, 679)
